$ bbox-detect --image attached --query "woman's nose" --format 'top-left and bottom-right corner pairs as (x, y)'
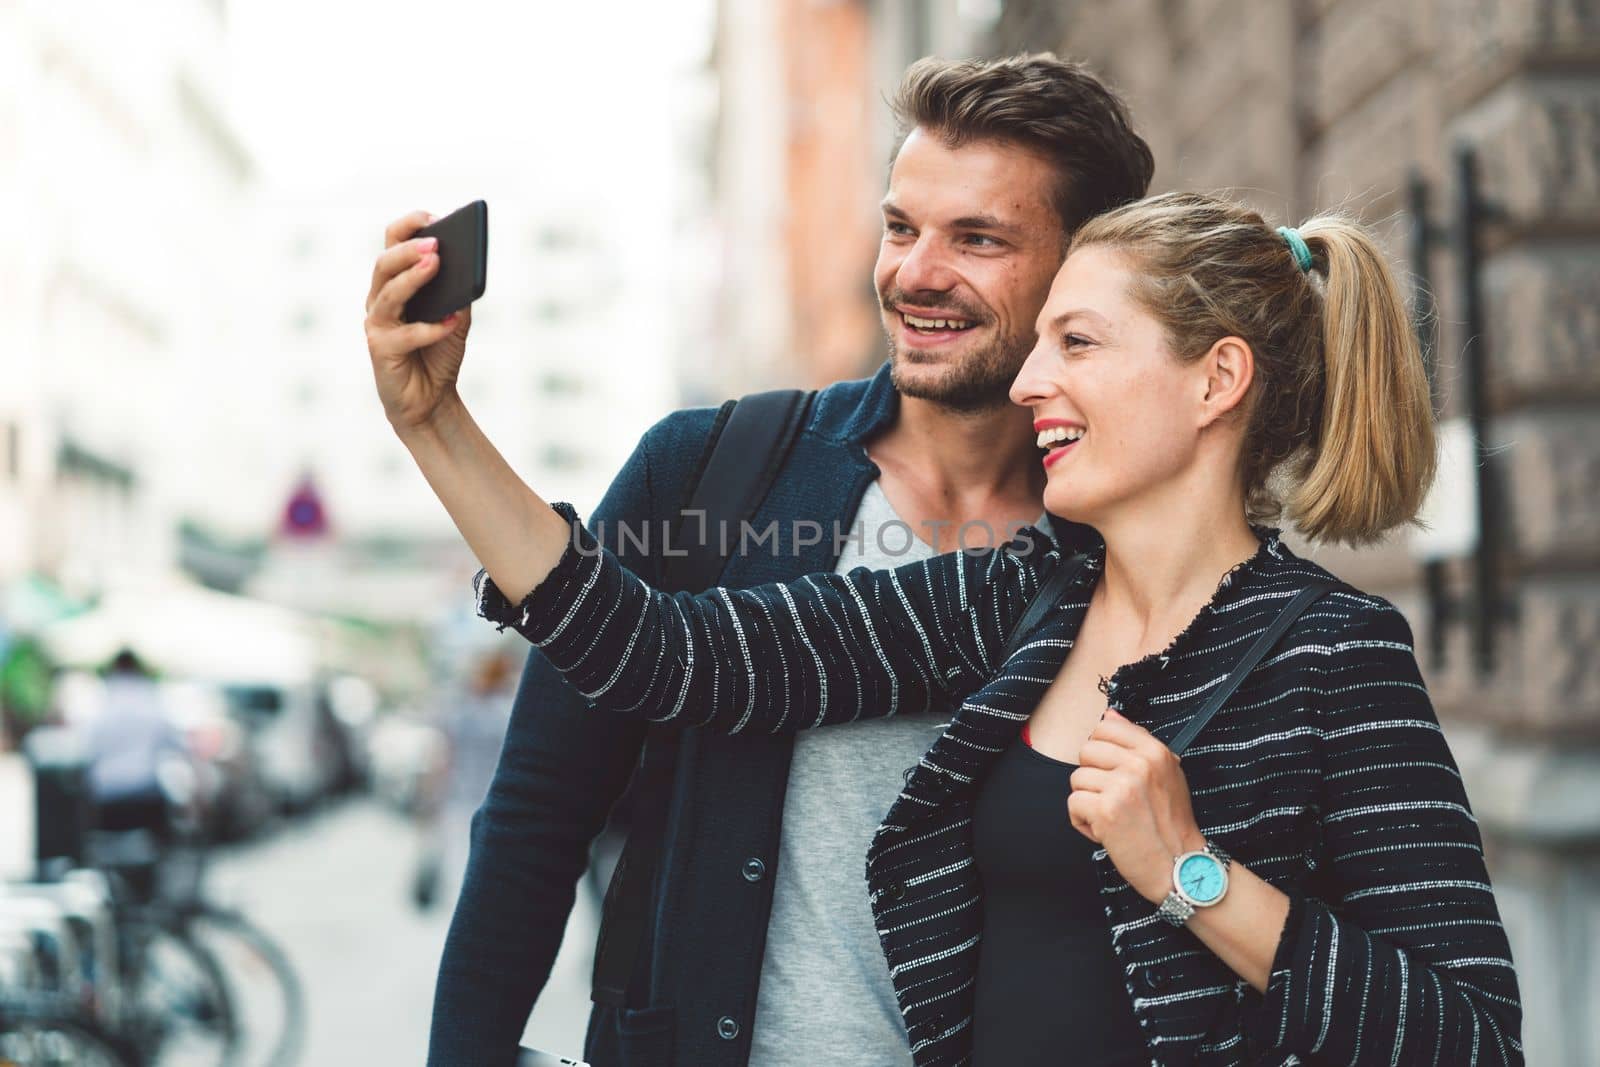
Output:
(1009, 340), (1054, 409)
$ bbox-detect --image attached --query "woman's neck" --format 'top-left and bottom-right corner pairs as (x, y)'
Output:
(1092, 486), (1263, 650)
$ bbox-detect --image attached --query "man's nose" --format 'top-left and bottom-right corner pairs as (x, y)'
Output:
(895, 235), (958, 296)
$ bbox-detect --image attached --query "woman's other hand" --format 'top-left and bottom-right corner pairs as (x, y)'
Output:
(364, 210), (474, 436)
(1068, 707), (1206, 904)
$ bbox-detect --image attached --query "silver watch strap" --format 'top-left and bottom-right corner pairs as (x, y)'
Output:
(1157, 891), (1194, 927)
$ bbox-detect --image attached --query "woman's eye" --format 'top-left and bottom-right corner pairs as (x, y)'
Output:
(1064, 334), (1094, 349)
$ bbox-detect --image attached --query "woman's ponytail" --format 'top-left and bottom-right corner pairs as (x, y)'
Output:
(1072, 194), (1438, 546)
(1288, 219), (1436, 544)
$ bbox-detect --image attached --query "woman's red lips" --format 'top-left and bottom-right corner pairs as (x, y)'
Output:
(1041, 439), (1079, 469)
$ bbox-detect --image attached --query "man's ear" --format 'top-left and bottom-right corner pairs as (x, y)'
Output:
(1199, 336), (1255, 427)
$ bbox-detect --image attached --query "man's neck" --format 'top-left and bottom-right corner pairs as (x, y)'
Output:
(867, 392), (1045, 552)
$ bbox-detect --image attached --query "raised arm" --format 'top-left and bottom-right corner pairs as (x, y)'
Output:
(365, 215), (1054, 732)
(472, 501), (1050, 733)
(1242, 604), (1523, 1065)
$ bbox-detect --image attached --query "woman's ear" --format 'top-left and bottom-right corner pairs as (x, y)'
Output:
(1199, 336), (1255, 427)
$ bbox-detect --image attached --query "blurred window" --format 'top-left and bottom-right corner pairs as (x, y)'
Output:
(223, 685), (284, 720)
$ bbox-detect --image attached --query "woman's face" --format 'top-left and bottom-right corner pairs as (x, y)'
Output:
(1009, 245), (1220, 526)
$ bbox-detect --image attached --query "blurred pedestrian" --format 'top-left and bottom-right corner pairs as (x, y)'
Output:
(412, 645), (518, 913)
(86, 649), (186, 839)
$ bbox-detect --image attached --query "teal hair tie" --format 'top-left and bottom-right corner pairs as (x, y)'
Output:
(1276, 226), (1313, 274)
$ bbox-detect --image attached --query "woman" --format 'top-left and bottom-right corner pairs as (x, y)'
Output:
(365, 193), (1522, 1065)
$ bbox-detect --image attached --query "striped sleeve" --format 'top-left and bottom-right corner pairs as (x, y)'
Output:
(1241, 603), (1523, 1065)
(472, 501), (1041, 734)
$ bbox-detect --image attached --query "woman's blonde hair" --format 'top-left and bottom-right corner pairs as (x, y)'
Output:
(1070, 192), (1437, 546)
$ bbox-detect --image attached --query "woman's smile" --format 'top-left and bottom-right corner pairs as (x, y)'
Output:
(1035, 419), (1085, 469)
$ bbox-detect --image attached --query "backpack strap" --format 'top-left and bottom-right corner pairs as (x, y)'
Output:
(591, 388), (816, 1008)
(1167, 580), (1337, 756)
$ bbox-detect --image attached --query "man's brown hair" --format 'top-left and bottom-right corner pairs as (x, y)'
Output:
(890, 53), (1155, 235)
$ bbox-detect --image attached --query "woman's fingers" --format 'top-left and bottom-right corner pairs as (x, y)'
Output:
(1090, 707), (1163, 752)
(368, 252), (441, 327)
(383, 210), (434, 250)
(368, 316), (458, 363)
(1076, 737), (1132, 771)
(1067, 791), (1100, 841)
(364, 235), (438, 315)
(1068, 764), (1112, 794)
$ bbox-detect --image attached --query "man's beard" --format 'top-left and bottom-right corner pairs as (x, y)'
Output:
(885, 320), (1034, 413)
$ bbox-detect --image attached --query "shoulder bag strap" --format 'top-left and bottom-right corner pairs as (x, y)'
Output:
(997, 552), (1092, 667)
(591, 387), (816, 1008)
(1167, 580), (1337, 757)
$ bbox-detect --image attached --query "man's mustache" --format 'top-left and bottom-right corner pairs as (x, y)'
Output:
(880, 289), (989, 323)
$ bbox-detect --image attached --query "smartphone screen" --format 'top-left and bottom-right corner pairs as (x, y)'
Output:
(403, 200), (488, 322)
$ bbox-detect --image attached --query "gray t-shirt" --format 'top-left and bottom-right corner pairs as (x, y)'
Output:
(747, 480), (947, 1065)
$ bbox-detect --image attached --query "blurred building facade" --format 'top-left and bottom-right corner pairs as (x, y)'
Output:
(0, 0), (252, 596)
(701, 0), (1004, 400)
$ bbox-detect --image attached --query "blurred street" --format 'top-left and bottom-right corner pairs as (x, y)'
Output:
(206, 798), (595, 1066)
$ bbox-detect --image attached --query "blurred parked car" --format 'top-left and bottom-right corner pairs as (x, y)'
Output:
(162, 680), (275, 841)
(220, 679), (347, 814)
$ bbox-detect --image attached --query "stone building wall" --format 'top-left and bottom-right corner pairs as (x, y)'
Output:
(990, 1), (1600, 1062)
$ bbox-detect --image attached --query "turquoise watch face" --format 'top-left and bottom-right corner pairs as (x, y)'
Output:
(1178, 853), (1226, 904)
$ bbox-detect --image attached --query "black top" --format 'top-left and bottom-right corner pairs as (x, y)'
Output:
(972, 737), (1148, 1067)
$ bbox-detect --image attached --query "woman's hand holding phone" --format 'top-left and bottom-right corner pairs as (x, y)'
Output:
(364, 210), (474, 437)
(363, 208), (573, 609)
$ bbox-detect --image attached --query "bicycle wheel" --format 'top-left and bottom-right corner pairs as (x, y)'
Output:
(182, 907), (304, 1067)
(0, 1015), (137, 1067)
(122, 913), (239, 1067)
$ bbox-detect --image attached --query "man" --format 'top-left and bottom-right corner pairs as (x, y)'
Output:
(427, 53), (1153, 1066)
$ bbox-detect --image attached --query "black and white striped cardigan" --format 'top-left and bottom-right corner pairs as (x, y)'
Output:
(476, 502), (1522, 1067)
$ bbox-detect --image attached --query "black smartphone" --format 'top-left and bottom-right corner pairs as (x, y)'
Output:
(516, 1050), (588, 1067)
(403, 199), (488, 323)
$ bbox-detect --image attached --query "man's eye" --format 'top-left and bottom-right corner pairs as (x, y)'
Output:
(885, 222), (914, 236)
(964, 234), (1000, 247)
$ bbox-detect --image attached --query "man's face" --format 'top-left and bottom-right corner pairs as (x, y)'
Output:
(874, 127), (1068, 412)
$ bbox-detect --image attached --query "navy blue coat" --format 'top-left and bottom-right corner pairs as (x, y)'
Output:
(428, 363), (927, 1067)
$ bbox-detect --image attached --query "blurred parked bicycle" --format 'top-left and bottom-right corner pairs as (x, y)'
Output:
(2, 727), (305, 1067)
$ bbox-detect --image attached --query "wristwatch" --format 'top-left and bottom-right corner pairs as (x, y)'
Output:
(1156, 839), (1232, 928)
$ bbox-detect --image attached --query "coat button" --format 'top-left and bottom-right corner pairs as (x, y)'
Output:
(716, 1015), (740, 1040)
(741, 857), (766, 883)
(902, 765), (917, 785)
(884, 881), (906, 902)
(1141, 964), (1170, 991)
